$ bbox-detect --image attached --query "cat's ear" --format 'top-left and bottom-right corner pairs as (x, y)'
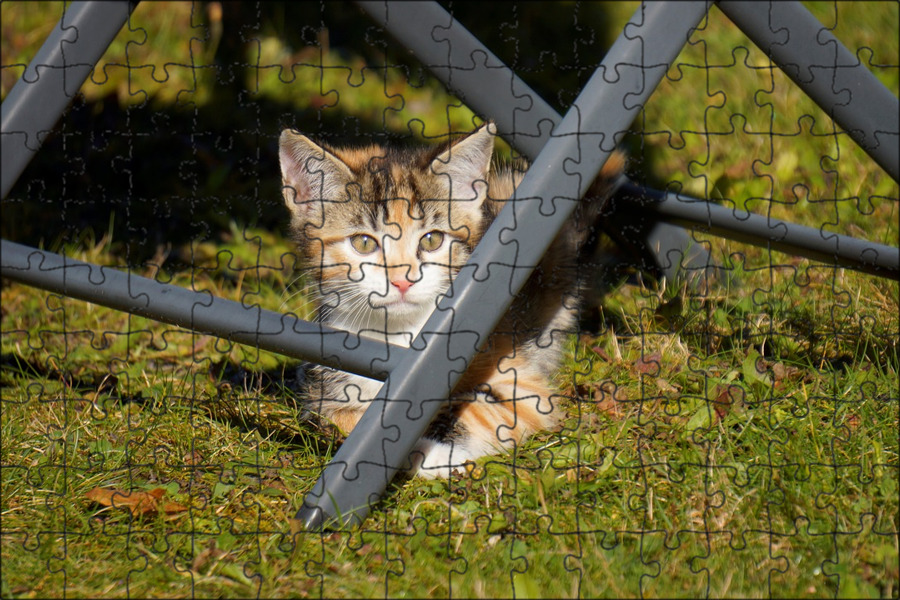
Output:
(430, 121), (496, 205)
(279, 129), (354, 224)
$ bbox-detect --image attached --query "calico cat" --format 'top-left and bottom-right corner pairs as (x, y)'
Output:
(279, 123), (624, 477)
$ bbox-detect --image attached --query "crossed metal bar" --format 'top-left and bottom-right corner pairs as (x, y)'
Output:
(1, 1), (898, 531)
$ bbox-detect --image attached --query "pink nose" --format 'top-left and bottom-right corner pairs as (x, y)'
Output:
(391, 279), (413, 293)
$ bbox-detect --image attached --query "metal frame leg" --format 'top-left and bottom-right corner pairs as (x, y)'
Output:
(0, 240), (403, 378)
(295, 1), (714, 530)
(1, 1), (135, 199)
(718, 1), (899, 183)
(356, 1), (718, 287)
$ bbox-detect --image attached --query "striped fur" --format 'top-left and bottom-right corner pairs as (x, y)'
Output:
(279, 123), (624, 477)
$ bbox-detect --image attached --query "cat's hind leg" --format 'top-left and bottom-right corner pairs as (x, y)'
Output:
(412, 376), (559, 478)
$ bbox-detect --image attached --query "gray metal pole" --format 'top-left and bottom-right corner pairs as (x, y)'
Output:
(1, 1), (134, 199)
(355, 0), (558, 160)
(0, 240), (402, 380)
(358, 0), (899, 281)
(717, 1), (900, 183)
(295, 1), (713, 531)
(355, 0), (718, 287)
(621, 183), (900, 280)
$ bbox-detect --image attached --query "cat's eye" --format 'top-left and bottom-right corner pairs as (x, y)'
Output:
(419, 231), (445, 252)
(349, 234), (379, 255)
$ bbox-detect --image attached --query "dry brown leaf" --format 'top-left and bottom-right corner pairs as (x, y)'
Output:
(633, 353), (662, 376)
(160, 499), (189, 515)
(712, 385), (742, 421)
(86, 487), (187, 517)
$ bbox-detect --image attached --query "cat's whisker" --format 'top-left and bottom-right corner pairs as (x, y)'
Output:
(278, 287), (314, 312)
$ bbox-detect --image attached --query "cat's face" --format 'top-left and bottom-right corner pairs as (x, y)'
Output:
(279, 124), (496, 337)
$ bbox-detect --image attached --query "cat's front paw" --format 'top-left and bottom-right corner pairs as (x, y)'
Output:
(408, 438), (484, 479)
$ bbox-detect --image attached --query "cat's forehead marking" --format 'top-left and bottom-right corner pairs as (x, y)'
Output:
(309, 140), (463, 242)
(384, 198), (422, 233)
(332, 145), (386, 172)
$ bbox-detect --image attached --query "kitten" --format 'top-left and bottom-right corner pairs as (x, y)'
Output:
(279, 123), (624, 477)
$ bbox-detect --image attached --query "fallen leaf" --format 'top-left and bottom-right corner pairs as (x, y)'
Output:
(633, 353), (662, 376)
(712, 385), (742, 421)
(86, 487), (187, 517)
(160, 499), (189, 515)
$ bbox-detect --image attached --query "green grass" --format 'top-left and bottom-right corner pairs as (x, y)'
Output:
(2, 1), (898, 598)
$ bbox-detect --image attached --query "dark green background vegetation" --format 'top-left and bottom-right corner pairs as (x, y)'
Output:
(1, 2), (633, 264)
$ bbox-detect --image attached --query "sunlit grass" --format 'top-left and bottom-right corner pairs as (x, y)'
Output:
(2, 1), (898, 598)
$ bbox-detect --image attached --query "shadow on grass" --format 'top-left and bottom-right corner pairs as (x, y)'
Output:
(2, 2), (630, 266)
(204, 359), (341, 456)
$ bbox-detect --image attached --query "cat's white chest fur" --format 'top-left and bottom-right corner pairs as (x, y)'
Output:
(327, 305), (426, 402)
(330, 298), (436, 354)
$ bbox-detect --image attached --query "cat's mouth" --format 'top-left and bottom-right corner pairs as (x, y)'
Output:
(381, 297), (421, 311)
(369, 294), (430, 318)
